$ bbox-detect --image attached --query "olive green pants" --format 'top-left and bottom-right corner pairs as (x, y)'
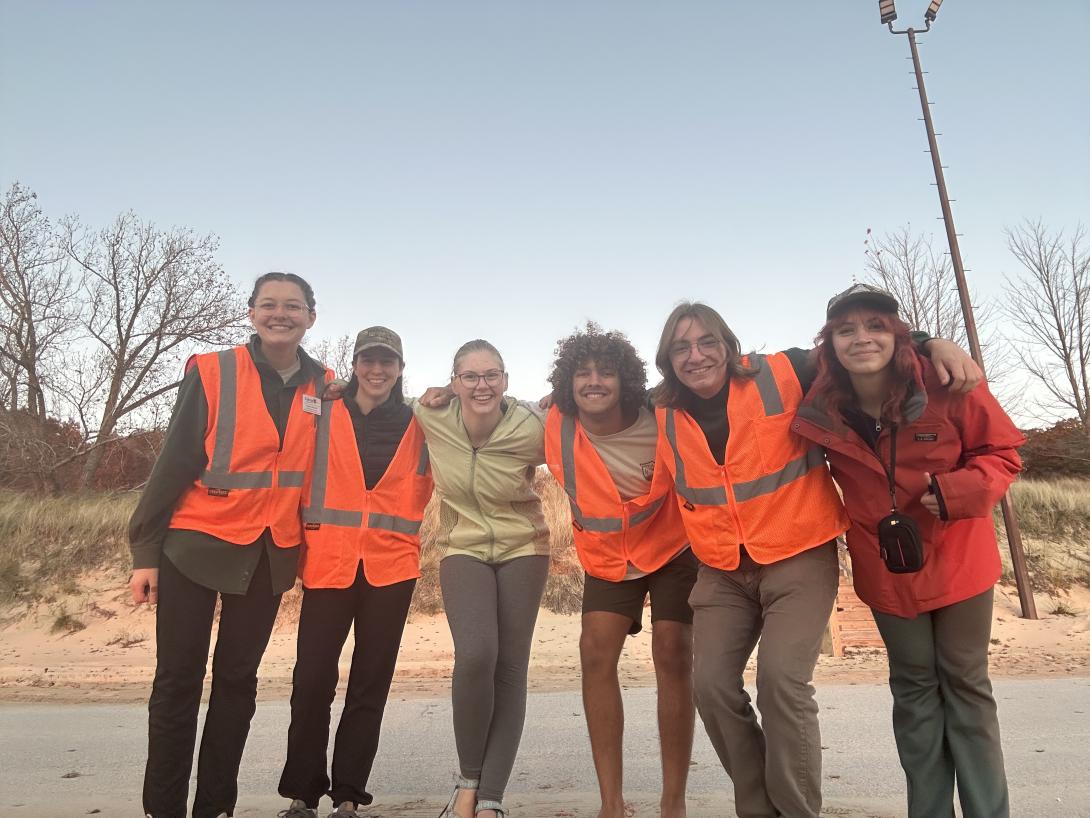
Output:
(873, 587), (1009, 818)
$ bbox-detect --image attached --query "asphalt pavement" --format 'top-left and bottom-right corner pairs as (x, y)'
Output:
(2, 677), (1087, 817)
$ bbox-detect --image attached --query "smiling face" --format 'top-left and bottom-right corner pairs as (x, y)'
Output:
(248, 280), (315, 351)
(571, 359), (623, 423)
(831, 309), (896, 376)
(353, 349), (403, 406)
(669, 316), (728, 399)
(451, 349), (508, 418)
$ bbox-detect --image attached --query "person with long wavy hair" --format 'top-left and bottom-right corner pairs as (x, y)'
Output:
(795, 284), (1023, 818)
(651, 298), (982, 818)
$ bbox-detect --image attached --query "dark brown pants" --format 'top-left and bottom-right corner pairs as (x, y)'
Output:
(689, 541), (839, 818)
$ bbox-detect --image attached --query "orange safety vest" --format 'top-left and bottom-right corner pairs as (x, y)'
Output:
(170, 346), (331, 547)
(545, 406), (687, 582)
(655, 352), (848, 569)
(299, 399), (433, 588)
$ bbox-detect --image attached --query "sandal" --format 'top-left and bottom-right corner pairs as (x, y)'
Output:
(437, 775), (479, 818)
(475, 800), (507, 817)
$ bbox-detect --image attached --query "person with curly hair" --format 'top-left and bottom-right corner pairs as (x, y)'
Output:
(545, 323), (695, 818)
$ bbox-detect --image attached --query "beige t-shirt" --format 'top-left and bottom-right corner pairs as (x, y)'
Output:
(582, 406), (659, 502)
(583, 407), (688, 580)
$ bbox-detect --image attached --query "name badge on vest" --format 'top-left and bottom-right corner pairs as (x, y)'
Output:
(914, 432), (939, 442)
(304, 522), (321, 531)
(207, 488), (230, 497)
(302, 394), (322, 416)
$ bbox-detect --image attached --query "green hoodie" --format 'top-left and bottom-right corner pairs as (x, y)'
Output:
(413, 397), (550, 563)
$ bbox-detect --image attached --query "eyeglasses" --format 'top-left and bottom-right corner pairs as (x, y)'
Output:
(668, 337), (723, 360)
(454, 369), (505, 387)
(254, 300), (309, 314)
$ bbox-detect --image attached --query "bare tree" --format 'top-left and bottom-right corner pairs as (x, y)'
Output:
(1003, 221), (1090, 436)
(864, 226), (968, 346)
(863, 226), (1015, 393)
(62, 212), (248, 487)
(0, 183), (80, 418)
(308, 333), (354, 380)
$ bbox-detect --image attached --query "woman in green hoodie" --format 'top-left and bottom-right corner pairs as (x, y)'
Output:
(414, 339), (549, 818)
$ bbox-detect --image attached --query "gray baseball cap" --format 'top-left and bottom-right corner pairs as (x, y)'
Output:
(826, 283), (899, 319)
(353, 326), (403, 359)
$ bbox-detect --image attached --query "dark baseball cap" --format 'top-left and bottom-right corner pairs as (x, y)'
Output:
(353, 326), (403, 360)
(826, 283), (900, 319)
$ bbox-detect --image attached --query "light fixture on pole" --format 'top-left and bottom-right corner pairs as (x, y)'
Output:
(879, 2), (1038, 619)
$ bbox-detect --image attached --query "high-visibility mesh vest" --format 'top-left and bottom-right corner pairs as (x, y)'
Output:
(656, 352), (848, 569)
(170, 346), (331, 547)
(299, 399), (433, 588)
(545, 406), (687, 582)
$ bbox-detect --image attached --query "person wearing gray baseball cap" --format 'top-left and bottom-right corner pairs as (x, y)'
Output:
(279, 324), (435, 818)
(825, 282), (901, 319)
(795, 285), (1023, 818)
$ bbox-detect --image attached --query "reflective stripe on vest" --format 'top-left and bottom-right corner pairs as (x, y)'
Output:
(201, 349), (322, 491)
(732, 444), (826, 501)
(417, 442), (430, 476)
(560, 414), (623, 533)
(752, 356), (785, 415)
(303, 400), (427, 533)
(368, 512), (422, 535)
(665, 354), (824, 505)
(664, 410), (728, 506)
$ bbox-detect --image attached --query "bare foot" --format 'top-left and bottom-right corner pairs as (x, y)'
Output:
(596, 802), (636, 818)
(660, 796), (686, 818)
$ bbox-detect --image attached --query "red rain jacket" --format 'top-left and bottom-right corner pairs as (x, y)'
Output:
(793, 355), (1024, 618)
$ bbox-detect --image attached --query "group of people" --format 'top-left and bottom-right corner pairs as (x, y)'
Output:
(130, 271), (1024, 818)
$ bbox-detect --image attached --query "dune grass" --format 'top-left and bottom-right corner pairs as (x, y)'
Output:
(0, 490), (137, 604)
(0, 476), (1086, 611)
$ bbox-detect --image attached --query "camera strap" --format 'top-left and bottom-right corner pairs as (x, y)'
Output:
(881, 422), (899, 514)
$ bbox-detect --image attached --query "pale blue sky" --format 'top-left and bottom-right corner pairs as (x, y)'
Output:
(2, 1), (1088, 405)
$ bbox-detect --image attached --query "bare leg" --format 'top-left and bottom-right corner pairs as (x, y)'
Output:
(581, 611), (632, 818)
(652, 621), (694, 818)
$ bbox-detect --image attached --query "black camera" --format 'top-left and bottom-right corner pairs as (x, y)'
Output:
(878, 512), (925, 574)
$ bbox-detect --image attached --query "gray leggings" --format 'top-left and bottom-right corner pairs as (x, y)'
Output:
(440, 553), (550, 803)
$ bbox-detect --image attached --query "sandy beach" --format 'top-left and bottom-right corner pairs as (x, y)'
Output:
(2, 579), (1088, 704)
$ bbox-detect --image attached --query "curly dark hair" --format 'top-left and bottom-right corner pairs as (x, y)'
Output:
(548, 322), (647, 416)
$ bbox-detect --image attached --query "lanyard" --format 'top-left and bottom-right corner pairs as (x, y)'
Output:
(879, 423), (900, 514)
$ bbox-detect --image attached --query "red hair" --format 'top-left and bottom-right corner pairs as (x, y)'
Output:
(810, 311), (919, 422)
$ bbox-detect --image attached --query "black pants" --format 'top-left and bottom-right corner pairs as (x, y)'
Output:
(278, 564), (416, 809)
(144, 551), (283, 818)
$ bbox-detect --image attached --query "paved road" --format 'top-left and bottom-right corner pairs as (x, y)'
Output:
(2, 678), (1087, 817)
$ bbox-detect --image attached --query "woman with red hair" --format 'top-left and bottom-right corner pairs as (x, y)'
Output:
(794, 283), (1024, 818)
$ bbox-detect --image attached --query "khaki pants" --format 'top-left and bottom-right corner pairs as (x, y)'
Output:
(689, 541), (838, 818)
(873, 587), (1009, 818)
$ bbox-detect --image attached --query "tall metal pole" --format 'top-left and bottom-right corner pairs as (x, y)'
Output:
(904, 27), (1038, 619)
